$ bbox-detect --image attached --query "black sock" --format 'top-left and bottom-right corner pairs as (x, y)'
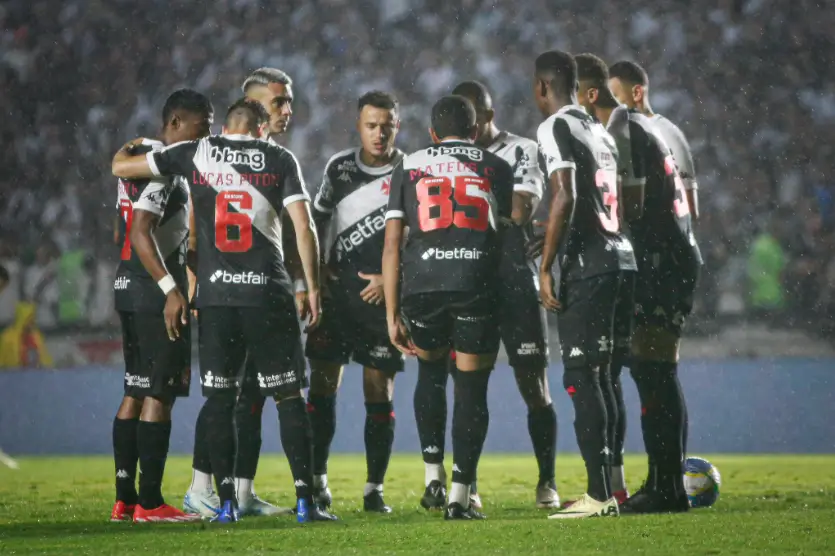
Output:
(201, 393), (237, 505)
(414, 357), (449, 465)
(564, 367), (611, 501)
(599, 364), (618, 468)
(527, 403), (557, 484)
(278, 397), (314, 500)
(451, 368), (491, 486)
(112, 417), (139, 504)
(632, 360), (685, 492)
(609, 354), (628, 466)
(364, 402), (395, 485)
(681, 375), (689, 458)
(307, 395), (336, 477)
(234, 392), (265, 480)
(192, 402), (212, 475)
(137, 420), (171, 509)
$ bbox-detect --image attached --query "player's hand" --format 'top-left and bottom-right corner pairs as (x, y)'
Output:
(120, 137), (145, 155)
(526, 220), (547, 260)
(164, 288), (189, 341)
(388, 315), (415, 356)
(539, 270), (561, 312)
(305, 288), (322, 332)
(296, 290), (311, 320)
(358, 272), (384, 305)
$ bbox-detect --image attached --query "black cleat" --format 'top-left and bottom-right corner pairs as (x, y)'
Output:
(444, 502), (486, 520)
(363, 491), (392, 513)
(309, 504), (339, 521)
(420, 480), (446, 511)
(620, 489), (690, 514)
(314, 486), (333, 509)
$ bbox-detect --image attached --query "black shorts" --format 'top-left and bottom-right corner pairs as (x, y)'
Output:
(557, 272), (622, 370)
(635, 253), (699, 337)
(305, 294), (404, 373)
(499, 272), (549, 368)
(402, 292), (500, 355)
(613, 272), (636, 357)
(119, 311), (191, 401)
(198, 299), (306, 398)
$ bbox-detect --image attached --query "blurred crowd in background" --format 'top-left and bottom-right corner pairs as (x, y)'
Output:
(0, 0), (832, 338)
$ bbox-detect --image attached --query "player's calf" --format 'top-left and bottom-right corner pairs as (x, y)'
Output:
(362, 367), (396, 513)
(112, 397), (141, 515)
(413, 355), (449, 509)
(307, 360), (342, 508)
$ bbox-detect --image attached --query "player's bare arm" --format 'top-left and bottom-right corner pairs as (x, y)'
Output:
(512, 190), (536, 226)
(381, 219), (413, 355)
(112, 139), (156, 179)
(282, 211), (311, 319)
(539, 169), (575, 311)
(285, 199), (321, 331)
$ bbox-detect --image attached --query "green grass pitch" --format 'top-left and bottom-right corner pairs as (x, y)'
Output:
(1, 454), (834, 554)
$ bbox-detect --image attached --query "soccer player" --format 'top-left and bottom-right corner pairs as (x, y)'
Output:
(533, 50), (636, 519)
(112, 99), (338, 523)
(305, 91), (404, 513)
(383, 95), (516, 520)
(608, 61), (700, 222)
(110, 89), (213, 523)
(583, 56), (701, 513)
(184, 68), (299, 518)
(404, 80), (557, 510)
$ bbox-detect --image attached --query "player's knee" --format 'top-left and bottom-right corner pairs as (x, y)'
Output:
(455, 352), (496, 372)
(116, 396), (143, 419)
(632, 326), (680, 362)
(563, 367), (593, 398)
(204, 390), (237, 416)
(140, 396), (173, 422)
(308, 360), (342, 396)
(363, 367), (395, 403)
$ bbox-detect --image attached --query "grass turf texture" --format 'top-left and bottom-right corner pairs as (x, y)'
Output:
(1, 455), (834, 554)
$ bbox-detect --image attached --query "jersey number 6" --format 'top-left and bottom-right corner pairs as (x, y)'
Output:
(215, 191), (254, 252)
(416, 175), (491, 232)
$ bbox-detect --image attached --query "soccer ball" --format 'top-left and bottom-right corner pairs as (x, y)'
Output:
(683, 457), (721, 508)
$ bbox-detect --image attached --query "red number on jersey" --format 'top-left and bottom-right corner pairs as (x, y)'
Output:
(215, 191), (254, 252)
(664, 156), (690, 217)
(119, 199), (133, 261)
(416, 176), (491, 232)
(594, 168), (620, 233)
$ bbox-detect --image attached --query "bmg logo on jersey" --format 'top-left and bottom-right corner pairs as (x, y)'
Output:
(335, 212), (385, 260)
(421, 247), (483, 260)
(210, 146), (265, 171)
(427, 145), (483, 161)
(209, 269), (268, 285)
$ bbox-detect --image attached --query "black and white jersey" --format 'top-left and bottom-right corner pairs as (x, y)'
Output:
(313, 147), (404, 298)
(607, 106), (702, 265)
(485, 131), (545, 278)
(536, 105), (637, 281)
(385, 140), (514, 297)
(650, 114), (697, 191)
(114, 139), (189, 313)
(147, 134), (309, 307)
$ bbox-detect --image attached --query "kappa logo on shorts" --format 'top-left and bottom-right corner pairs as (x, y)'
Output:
(568, 347), (584, 358)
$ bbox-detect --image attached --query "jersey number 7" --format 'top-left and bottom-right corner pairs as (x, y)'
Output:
(416, 175), (491, 232)
(215, 191), (254, 252)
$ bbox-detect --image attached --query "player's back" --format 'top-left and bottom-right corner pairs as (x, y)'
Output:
(386, 140), (514, 297)
(609, 107), (701, 265)
(537, 106), (636, 280)
(151, 134), (309, 307)
(650, 114), (697, 191)
(114, 139), (189, 312)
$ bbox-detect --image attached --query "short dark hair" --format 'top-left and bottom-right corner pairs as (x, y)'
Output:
(535, 50), (577, 98)
(575, 53), (610, 89)
(358, 91), (399, 114)
(241, 67), (293, 93)
(431, 95), (476, 139)
(609, 60), (649, 87)
(161, 89), (214, 126)
(451, 80), (492, 114)
(225, 97), (269, 129)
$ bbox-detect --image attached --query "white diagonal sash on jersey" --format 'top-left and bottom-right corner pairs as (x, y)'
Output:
(153, 208), (188, 258)
(406, 151), (502, 231)
(193, 145), (282, 253)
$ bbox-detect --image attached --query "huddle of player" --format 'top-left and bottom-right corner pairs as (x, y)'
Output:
(108, 47), (701, 523)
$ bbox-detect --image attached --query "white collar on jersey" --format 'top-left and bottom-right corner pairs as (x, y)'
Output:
(223, 133), (258, 141)
(354, 148), (399, 176)
(556, 104), (586, 116)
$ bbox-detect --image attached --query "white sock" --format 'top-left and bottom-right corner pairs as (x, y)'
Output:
(363, 482), (383, 497)
(314, 474), (328, 490)
(610, 465), (626, 493)
(235, 478), (254, 504)
(449, 482), (470, 507)
(425, 463), (445, 487)
(190, 469), (212, 492)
